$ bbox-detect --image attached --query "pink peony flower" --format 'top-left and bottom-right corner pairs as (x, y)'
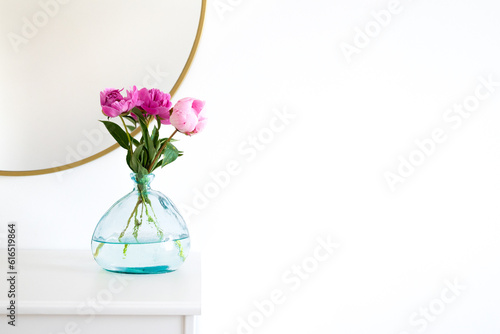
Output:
(125, 86), (142, 109)
(125, 86), (142, 120)
(170, 98), (206, 136)
(100, 88), (131, 118)
(137, 88), (172, 124)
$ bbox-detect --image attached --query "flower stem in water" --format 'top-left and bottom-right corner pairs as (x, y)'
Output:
(93, 243), (104, 257)
(175, 240), (186, 261)
(112, 191), (164, 258)
(119, 197), (142, 242)
(122, 244), (129, 258)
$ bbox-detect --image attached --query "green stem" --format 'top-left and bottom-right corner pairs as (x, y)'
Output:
(132, 202), (141, 241)
(147, 201), (163, 239)
(119, 115), (134, 156)
(119, 197), (142, 242)
(93, 243), (104, 258)
(122, 244), (129, 257)
(147, 129), (178, 173)
(175, 240), (186, 261)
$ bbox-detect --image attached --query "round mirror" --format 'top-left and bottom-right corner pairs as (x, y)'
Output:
(0, 0), (205, 176)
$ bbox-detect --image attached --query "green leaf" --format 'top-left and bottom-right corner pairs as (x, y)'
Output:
(138, 120), (155, 164)
(154, 160), (163, 171)
(133, 144), (144, 164)
(100, 120), (129, 150)
(130, 144), (149, 175)
(146, 138), (155, 163)
(133, 108), (147, 124)
(127, 150), (140, 173)
(131, 137), (140, 147)
(158, 137), (177, 147)
(140, 149), (147, 165)
(126, 150), (133, 170)
(151, 126), (159, 150)
(138, 116), (149, 136)
(156, 116), (162, 131)
(123, 116), (137, 127)
(161, 142), (179, 167)
(137, 164), (148, 176)
(126, 125), (136, 132)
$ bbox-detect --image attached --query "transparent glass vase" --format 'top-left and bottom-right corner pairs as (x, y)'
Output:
(91, 173), (190, 274)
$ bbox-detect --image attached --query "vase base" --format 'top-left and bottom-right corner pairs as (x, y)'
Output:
(102, 266), (178, 274)
(91, 238), (190, 275)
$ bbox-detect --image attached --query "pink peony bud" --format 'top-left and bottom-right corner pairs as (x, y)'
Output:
(170, 98), (206, 136)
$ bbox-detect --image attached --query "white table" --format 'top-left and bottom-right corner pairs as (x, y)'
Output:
(0, 250), (200, 334)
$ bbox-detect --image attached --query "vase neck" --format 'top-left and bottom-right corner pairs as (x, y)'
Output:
(131, 173), (154, 194)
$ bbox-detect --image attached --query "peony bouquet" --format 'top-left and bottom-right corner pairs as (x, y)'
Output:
(100, 86), (206, 175)
(95, 86), (206, 257)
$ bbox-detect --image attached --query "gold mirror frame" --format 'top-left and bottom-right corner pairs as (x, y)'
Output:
(0, 0), (206, 177)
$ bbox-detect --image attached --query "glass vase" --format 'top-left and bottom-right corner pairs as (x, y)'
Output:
(91, 173), (190, 274)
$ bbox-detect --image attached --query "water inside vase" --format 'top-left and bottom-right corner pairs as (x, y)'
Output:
(91, 237), (190, 274)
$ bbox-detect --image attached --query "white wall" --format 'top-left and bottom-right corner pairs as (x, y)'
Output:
(2, 0), (500, 333)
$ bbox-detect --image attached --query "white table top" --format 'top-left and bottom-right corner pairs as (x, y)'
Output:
(0, 250), (200, 316)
